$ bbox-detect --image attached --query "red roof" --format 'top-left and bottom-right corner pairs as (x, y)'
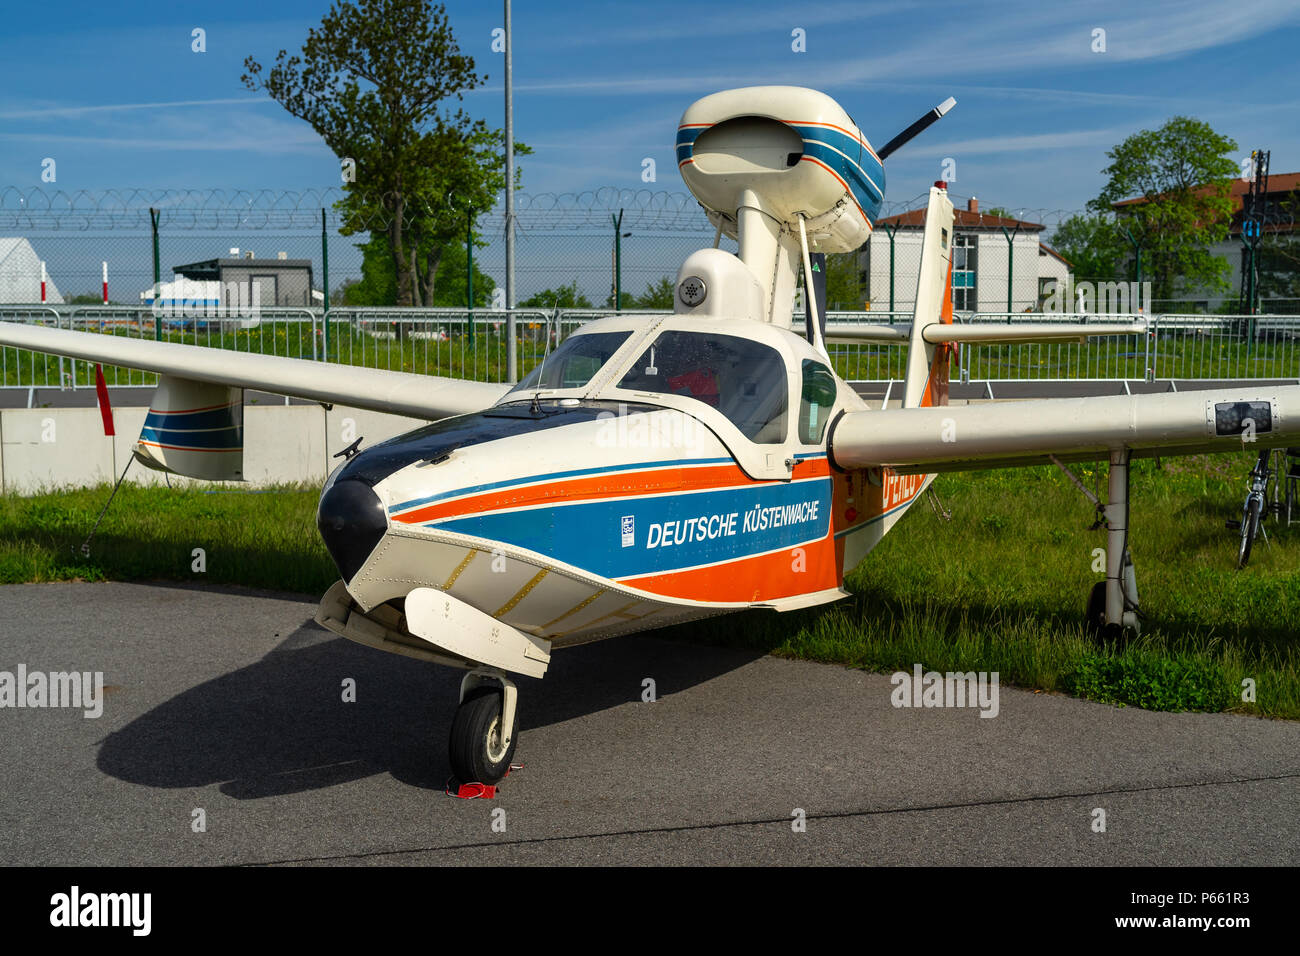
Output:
(876, 208), (1045, 232)
(1039, 242), (1073, 268)
(1110, 172), (1299, 234)
(1111, 171), (1300, 211)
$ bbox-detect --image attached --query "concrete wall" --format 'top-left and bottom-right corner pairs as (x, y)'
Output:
(0, 403), (426, 494)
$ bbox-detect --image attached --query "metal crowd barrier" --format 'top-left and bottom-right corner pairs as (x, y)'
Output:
(2, 306), (1299, 391)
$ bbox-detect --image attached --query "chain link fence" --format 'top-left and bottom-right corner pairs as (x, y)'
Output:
(1, 185), (1298, 391)
(6, 185), (1296, 313)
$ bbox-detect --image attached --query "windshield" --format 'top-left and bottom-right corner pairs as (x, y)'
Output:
(507, 331), (632, 395)
(616, 330), (788, 443)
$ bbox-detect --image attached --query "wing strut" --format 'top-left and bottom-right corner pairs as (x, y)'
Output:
(797, 216), (829, 359)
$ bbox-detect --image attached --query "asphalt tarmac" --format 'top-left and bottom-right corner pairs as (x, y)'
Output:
(0, 581), (1296, 866)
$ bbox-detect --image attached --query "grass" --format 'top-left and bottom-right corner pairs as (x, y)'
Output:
(1, 451), (1297, 718)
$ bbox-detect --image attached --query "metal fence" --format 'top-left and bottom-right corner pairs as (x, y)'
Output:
(5, 186), (1297, 319)
(4, 306), (1298, 395)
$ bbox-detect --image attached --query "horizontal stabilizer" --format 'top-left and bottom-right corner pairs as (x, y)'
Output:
(922, 321), (1147, 345)
(807, 320), (1146, 345)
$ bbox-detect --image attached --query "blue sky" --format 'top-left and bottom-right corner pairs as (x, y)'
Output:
(3, 0), (1300, 216)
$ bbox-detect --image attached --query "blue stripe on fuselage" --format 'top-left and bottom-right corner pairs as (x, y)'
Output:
(426, 477), (832, 579)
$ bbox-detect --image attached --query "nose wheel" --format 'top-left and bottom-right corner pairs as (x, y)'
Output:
(449, 671), (519, 785)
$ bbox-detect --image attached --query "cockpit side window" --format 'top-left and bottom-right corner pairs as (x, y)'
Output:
(617, 330), (788, 444)
(799, 360), (838, 444)
(508, 331), (631, 394)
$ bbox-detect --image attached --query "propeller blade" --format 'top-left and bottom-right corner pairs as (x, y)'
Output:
(876, 96), (956, 161)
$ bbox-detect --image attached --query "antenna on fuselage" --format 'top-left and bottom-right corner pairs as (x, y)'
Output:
(529, 293), (560, 413)
(876, 96), (957, 160)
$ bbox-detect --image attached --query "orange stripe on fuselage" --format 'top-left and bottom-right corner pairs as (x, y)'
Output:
(394, 459), (833, 526)
(618, 530), (839, 603)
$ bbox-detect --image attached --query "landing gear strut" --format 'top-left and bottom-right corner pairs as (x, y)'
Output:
(1086, 449), (1141, 638)
(1059, 450), (1141, 639)
(448, 670), (519, 784)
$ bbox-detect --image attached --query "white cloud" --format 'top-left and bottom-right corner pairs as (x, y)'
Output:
(0, 98), (269, 120)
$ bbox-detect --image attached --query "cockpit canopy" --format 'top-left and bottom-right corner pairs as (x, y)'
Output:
(615, 330), (787, 443)
(508, 331), (632, 394)
(498, 315), (852, 479)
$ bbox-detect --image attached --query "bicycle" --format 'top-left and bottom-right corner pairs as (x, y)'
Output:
(1280, 448), (1300, 527)
(1228, 448), (1274, 568)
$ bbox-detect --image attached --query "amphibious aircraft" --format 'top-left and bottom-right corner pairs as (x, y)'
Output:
(4, 86), (1298, 784)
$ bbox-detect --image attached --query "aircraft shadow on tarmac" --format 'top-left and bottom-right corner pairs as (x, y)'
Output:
(95, 619), (765, 798)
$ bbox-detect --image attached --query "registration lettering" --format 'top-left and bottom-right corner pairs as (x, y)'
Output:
(645, 499), (822, 549)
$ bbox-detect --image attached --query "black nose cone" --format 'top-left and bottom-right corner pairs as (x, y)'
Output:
(317, 478), (387, 582)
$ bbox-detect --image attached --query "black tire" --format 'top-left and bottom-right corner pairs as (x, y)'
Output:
(448, 686), (518, 784)
(1238, 496), (1261, 569)
(1085, 581), (1107, 637)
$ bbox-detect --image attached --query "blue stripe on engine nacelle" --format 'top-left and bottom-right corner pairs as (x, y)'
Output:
(677, 120), (884, 223)
(143, 405), (240, 431)
(139, 424), (243, 449)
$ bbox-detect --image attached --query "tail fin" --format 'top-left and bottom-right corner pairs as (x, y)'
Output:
(901, 184), (956, 408)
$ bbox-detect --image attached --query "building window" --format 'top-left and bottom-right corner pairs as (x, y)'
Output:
(952, 233), (976, 311)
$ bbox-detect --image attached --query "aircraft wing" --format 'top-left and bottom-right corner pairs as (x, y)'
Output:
(0, 322), (510, 419)
(0, 321), (511, 481)
(829, 386), (1300, 473)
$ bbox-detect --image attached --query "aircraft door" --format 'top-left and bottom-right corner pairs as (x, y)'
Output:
(610, 327), (800, 479)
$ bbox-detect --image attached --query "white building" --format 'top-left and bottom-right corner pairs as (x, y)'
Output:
(0, 238), (63, 304)
(856, 198), (1069, 314)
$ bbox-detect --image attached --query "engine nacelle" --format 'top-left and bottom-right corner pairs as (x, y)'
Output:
(676, 86), (884, 254)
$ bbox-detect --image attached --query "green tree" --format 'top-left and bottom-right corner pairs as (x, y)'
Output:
(341, 232), (494, 306)
(1088, 116), (1238, 299)
(520, 281), (592, 310)
(1050, 213), (1126, 280)
(634, 277), (675, 309)
(795, 253), (864, 311)
(602, 277), (673, 310)
(1256, 189), (1300, 308)
(602, 291), (638, 309)
(342, 234), (397, 305)
(823, 252), (864, 310)
(429, 239), (496, 307)
(242, 0), (526, 307)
